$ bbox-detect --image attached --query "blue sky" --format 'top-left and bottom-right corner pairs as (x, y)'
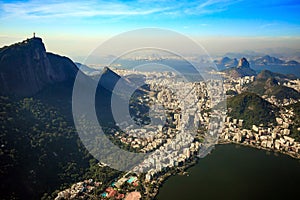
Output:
(0, 0), (300, 60)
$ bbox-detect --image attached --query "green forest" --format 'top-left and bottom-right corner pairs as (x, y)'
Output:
(0, 96), (120, 200)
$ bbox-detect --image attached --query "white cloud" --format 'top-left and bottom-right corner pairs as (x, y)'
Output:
(0, 0), (242, 19)
(0, 0), (172, 19)
(184, 0), (242, 15)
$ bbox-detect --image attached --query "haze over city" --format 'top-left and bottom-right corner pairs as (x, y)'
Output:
(1, 0), (300, 61)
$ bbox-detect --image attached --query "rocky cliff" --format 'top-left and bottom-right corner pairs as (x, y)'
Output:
(0, 37), (78, 96)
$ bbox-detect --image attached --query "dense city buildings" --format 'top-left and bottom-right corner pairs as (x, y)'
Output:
(56, 67), (300, 199)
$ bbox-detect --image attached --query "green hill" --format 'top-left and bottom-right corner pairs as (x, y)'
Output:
(256, 69), (296, 80)
(227, 92), (279, 129)
(246, 70), (300, 100)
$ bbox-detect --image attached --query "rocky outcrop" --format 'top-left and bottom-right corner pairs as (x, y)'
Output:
(0, 37), (78, 96)
(237, 57), (250, 68)
(223, 57), (256, 78)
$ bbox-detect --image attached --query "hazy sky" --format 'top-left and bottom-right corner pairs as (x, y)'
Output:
(1, 0), (300, 61)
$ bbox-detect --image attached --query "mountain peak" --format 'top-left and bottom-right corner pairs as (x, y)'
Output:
(254, 55), (284, 65)
(0, 37), (46, 56)
(237, 57), (250, 68)
(27, 36), (43, 43)
(221, 56), (231, 63)
(222, 57), (256, 78)
(262, 55), (271, 59)
(0, 37), (79, 96)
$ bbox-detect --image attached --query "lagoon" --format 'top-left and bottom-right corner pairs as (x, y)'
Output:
(157, 144), (300, 200)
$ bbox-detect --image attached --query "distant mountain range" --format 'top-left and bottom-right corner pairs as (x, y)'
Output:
(215, 55), (300, 70)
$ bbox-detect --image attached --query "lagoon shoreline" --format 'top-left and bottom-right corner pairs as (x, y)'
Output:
(153, 141), (300, 200)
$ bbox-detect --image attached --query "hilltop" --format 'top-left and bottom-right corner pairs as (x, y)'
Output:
(0, 37), (79, 96)
(227, 92), (279, 129)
